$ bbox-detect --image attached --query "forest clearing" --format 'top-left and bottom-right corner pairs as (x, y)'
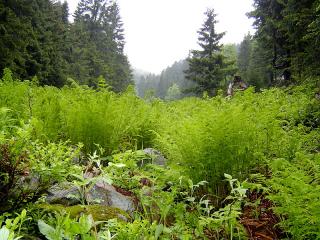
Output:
(1, 0), (320, 239)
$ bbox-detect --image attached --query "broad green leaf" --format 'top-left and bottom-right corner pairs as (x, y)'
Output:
(38, 220), (61, 240)
(78, 215), (93, 234)
(0, 226), (10, 240)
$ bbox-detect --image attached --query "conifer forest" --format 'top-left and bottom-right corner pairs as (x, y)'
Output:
(0, 0), (319, 239)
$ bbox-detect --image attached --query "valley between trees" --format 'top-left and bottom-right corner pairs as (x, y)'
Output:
(1, 0), (320, 239)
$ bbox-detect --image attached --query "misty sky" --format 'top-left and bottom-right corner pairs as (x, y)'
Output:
(67, 0), (255, 73)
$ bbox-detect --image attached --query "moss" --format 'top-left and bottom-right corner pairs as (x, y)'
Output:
(37, 204), (130, 221)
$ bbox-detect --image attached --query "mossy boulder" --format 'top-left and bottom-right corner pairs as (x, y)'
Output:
(38, 204), (130, 221)
(87, 180), (135, 213)
(45, 180), (136, 213)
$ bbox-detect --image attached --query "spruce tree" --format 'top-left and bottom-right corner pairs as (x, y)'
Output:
(104, 1), (125, 53)
(0, 0), (132, 89)
(0, 0), (40, 79)
(0, 0), (70, 86)
(249, 0), (290, 84)
(237, 33), (252, 81)
(249, 0), (318, 83)
(247, 39), (274, 89)
(61, 1), (69, 24)
(305, 0), (320, 76)
(280, 0), (316, 77)
(185, 8), (228, 95)
(71, 0), (132, 91)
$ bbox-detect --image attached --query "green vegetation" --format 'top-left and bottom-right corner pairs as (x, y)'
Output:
(1, 0), (320, 239)
(0, 69), (319, 239)
(267, 154), (320, 239)
(0, 0), (132, 90)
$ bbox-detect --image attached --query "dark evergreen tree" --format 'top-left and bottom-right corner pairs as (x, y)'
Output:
(0, 0), (35, 79)
(71, 0), (132, 91)
(0, 0), (131, 90)
(249, 0), (319, 83)
(185, 8), (229, 95)
(104, 1), (125, 53)
(247, 39), (274, 88)
(249, 0), (289, 84)
(304, 0), (320, 76)
(237, 34), (273, 89)
(0, 0), (70, 86)
(36, 0), (71, 86)
(237, 33), (252, 81)
(61, 1), (69, 24)
(280, 0), (316, 77)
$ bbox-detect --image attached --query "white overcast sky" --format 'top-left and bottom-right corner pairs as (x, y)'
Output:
(66, 0), (255, 73)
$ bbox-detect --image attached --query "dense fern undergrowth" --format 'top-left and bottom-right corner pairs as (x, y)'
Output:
(0, 70), (319, 239)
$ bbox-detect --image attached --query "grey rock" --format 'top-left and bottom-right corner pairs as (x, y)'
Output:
(141, 148), (167, 167)
(87, 180), (135, 213)
(15, 174), (41, 192)
(46, 182), (80, 206)
(9, 174), (44, 200)
(45, 180), (135, 214)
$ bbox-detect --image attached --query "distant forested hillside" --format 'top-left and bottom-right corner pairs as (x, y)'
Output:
(0, 0), (132, 91)
(134, 60), (196, 99)
(134, 43), (238, 99)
